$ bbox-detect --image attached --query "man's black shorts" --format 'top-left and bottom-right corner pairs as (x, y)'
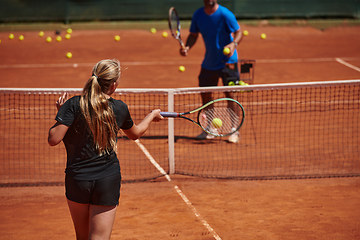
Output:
(198, 63), (240, 87)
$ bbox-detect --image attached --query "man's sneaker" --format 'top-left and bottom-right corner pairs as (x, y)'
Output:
(228, 128), (240, 143)
(196, 128), (218, 140)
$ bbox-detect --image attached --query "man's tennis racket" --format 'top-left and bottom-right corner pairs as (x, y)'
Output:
(168, 7), (185, 49)
(160, 98), (245, 137)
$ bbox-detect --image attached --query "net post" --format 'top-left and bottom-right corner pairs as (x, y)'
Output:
(167, 89), (175, 175)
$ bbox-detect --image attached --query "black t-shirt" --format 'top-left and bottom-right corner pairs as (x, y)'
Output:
(55, 96), (134, 180)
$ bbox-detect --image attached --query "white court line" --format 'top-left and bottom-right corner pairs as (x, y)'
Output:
(336, 58), (360, 72)
(1, 57), (360, 68)
(134, 139), (222, 240)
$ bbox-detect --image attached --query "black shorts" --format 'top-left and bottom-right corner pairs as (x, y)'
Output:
(65, 173), (121, 206)
(198, 63), (240, 87)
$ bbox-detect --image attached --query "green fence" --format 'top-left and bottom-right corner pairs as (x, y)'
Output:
(0, 0), (359, 23)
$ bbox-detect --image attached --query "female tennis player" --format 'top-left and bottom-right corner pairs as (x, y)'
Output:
(48, 59), (163, 240)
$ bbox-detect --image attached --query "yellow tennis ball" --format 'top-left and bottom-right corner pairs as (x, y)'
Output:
(67, 28), (73, 34)
(114, 35), (120, 41)
(239, 80), (245, 85)
(162, 31), (168, 38)
(66, 52), (72, 58)
(39, 31), (44, 37)
(56, 36), (62, 42)
(243, 30), (249, 36)
(260, 33), (267, 39)
(9, 34), (14, 39)
(46, 36), (52, 42)
(212, 118), (223, 128)
(19, 35), (24, 41)
(65, 34), (71, 39)
(150, 28), (156, 34)
(179, 66), (185, 72)
(223, 47), (230, 55)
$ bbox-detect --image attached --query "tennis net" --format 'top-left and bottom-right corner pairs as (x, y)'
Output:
(0, 80), (359, 186)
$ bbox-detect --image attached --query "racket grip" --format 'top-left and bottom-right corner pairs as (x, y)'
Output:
(160, 112), (179, 118)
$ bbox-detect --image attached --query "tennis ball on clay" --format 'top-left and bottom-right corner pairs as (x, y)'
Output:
(19, 35), (24, 41)
(239, 80), (246, 85)
(9, 33), (14, 39)
(162, 31), (168, 38)
(39, 31), (44, 37)
(260, 33), (267, 39)
(243, 30), (249, 36)
(67, 28), (73, 34)
(212, 118), (223, 128)
(65, 34), (71, 40)
(228, 81), (235, 86)
(66, 52), (72, 58)
(223, 47), (230, 55)
(150, 28), (157, 34)
(56, 36), (62, 42)
(114, 35), (120, 41)
(179, 66), (185, 72)
(46, 36), (52, 42)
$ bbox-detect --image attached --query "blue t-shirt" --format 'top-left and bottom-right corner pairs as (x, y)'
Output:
(190, 5), (240, 70)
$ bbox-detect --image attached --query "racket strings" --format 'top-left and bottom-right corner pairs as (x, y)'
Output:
(169, 11), (180, 37)
(199, 106), (241, 136)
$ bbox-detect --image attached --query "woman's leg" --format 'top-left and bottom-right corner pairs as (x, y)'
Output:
(89, 204), (117, 240)
(67, 199), (90, 240)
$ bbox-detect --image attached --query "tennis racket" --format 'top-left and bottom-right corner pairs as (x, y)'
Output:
(160, 98), (245, 137)
(168, 7), (185, 49)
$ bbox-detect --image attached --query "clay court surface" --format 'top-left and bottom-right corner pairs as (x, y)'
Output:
(0, 24), (360, 239)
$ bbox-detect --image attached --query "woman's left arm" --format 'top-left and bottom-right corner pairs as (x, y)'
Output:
(48, 122), (69, 146)
(48, 92), (69, 146)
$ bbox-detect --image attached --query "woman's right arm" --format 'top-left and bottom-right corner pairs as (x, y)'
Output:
(122, 109), (163, 140)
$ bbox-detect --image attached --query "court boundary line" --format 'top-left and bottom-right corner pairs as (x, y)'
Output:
(134, 139), (222, 240)
(336, 58), (360, 72)
(1, 57), (360, 69)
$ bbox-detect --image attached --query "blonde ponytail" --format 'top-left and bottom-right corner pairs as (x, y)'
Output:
(80, 59), (121, 154)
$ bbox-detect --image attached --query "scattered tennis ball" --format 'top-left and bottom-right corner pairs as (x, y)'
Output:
(0, 39), (2, 43)
(179, 66), (185, 72)
(223, 47), (230, 55)
(66, 52), (72, 58)
(46, 36), (52, 42)
(56, 36), (62, 42)
(114, 35), (120, 41)
(239, 80), (245, 85)
(150, 28), (157, 34)
(9, 33), (14, 39)
(212, 118), (223, 128)
(260, 33), (267, 39)
(162, 31), (168, 38)
(39, 31), (44, 37)
(243, 30), (249, 36)
(19, 35), (24, 41)
(67, 28), (73, 34)
(228, 81), (235, 86)
(65, 34), (71, 40)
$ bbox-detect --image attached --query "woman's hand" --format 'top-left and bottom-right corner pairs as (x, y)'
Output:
(56, 92), (68, 110)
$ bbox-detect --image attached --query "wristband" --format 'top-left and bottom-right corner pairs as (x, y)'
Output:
(232, 41), (238, 47)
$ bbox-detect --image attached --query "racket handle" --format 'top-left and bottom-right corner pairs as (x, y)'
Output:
(160, 112), (179, 118)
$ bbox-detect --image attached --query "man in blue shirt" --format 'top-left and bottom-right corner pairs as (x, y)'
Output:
(180, 0), (243, 143)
